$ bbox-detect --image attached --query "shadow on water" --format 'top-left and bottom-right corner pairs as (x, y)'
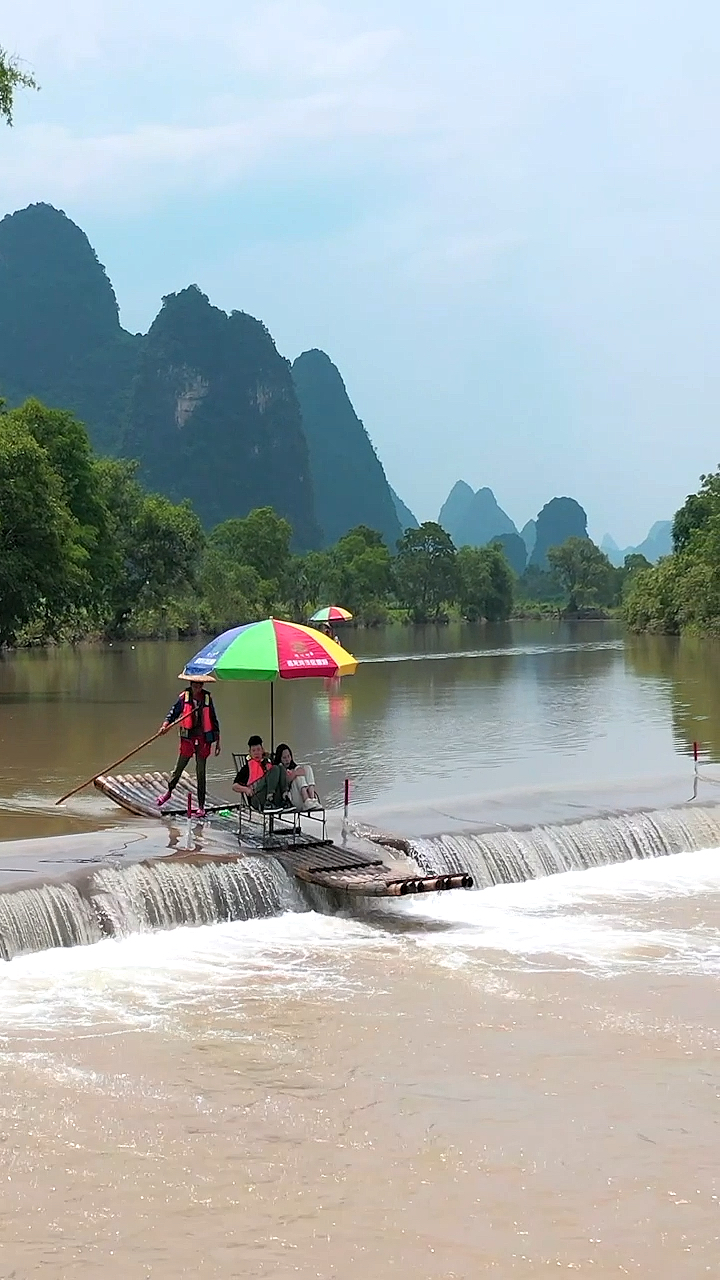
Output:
(340, 903), (464, 938)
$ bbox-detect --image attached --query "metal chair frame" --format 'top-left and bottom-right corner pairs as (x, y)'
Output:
(232, 752), (327, 845)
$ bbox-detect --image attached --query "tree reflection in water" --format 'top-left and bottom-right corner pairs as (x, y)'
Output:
(625, 634), (720, 761)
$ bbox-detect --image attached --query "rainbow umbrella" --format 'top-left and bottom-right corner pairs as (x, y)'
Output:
(181, 618), (357, 749)
(309, 606), (353, 623)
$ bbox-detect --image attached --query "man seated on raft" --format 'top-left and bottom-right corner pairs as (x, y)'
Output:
(233, 735), (286, 811)
(233, 736), (321, 813)
(273, 743), (321, 811)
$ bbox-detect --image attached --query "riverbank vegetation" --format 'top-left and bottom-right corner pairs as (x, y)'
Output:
(0, 397), (647, 646)
(624, 468), (720, 634)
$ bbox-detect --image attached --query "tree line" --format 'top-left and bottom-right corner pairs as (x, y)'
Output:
(0, 397), (649, 646)
(624, 467), (720, 634)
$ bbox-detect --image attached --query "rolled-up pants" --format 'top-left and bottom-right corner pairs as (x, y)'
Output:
(168, 737), (211, 808)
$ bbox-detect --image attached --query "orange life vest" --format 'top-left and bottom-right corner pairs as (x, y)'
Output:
(247, 756), (269, 784)
(178, 689), (215, 740)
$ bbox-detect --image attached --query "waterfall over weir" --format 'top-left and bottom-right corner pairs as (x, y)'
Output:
(409, 804), (720, 889)
(4, 802), (720, 962)
(0, 856), (304, 961)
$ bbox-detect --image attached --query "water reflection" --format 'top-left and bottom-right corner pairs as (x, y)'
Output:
(0, 621), (706, 840)
(625, 634), (720, 761)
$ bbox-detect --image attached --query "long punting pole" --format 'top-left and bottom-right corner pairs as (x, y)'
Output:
(55, 728), (165, 805)
(694, 741), (699, 772)
(343, 777), (350, 832)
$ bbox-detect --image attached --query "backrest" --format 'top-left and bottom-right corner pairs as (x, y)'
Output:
(232, 752), (248, 772)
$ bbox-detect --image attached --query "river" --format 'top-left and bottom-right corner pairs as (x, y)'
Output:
(1, 621), (719, 1276)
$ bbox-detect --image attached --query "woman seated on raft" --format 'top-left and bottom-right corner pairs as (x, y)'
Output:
(232, 736), (321, 812)
(273, 743), (321, 811)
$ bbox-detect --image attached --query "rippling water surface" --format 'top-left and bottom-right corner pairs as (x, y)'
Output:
(0, 620), (687, 835)
(2, 622), (720, 1276)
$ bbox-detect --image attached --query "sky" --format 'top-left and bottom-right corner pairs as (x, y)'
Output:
(2, 0), (719, 544)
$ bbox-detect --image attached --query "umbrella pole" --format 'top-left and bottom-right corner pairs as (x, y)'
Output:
(270, 681), (274, 754)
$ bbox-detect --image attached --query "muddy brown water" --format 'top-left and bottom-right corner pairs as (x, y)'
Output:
(1, 623), (720, 1276)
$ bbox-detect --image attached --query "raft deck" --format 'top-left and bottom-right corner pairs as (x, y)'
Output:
(94, 771), (473, 898)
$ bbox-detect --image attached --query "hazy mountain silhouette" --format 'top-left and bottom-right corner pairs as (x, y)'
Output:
(438, 481), (517, 547)
(492, 531), (527, 575)
(121, 286), (321, 546)
(390, 486), (418, 532)
(0, 203), (407, 550)
(0, 203), (141, 454)
(292, 349), (402, 548)
(520, 519), (537, 557)
(601, 520), (672, 566)
(529, 497), (589, 569)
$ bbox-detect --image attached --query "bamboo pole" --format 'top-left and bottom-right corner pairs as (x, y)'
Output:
(55, 728), (165, 805)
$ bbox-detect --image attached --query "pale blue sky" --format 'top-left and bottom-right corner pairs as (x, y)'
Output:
(2, 0), (719, 544)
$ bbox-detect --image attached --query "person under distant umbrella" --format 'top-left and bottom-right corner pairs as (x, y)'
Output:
(309, 605), (352, 646)
(156, 676), (221, 817)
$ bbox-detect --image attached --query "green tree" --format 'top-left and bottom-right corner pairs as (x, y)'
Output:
(0, 418), (86, 643)
(623, 552), (652, 576)
(284, 550), (334, 620)
(624, 467), (720, 635)
(516, 564), (565, 605)
(672, 469), (720, 552)
(209, 507), (292, 589)
(198, 548), (265, 631)
(457, 545), (514, 621)
(395, 522), (457, 621)
(0, 47), (37, 125)
(8, 400), (102, 526)
(6, 399), (111, 606)
(330, 526), (393, 619)
(93, 458), (205, 635)
(282, 527), (394, 623)
(547, 537), (613, 611)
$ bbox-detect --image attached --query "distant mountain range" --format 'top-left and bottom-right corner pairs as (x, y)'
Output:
(292, 348), (402, 549)
(390, 487), (418, 531)
(437, 478), (670, 572)
(437, 483), (590, 573)
(0, 204), (672, 562)
(529, 497), (588, 570)
(0, 202), (416, 550)
(439, 481), (518, 549)
(601, 521), (672, 566)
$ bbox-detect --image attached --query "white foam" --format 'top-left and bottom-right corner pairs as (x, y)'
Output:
(0, 909), (390, 1031)
(400, 847), (720, 971)
(2, 849), (719, 1035)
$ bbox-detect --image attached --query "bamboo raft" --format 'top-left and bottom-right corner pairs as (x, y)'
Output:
(95, 770), (236, 819)
(94, 771), (473, 898)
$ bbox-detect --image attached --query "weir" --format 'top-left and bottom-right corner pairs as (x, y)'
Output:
(0, 854), (304, 961)
(406, 804), (720, 888)
(2, 801), (720, 961)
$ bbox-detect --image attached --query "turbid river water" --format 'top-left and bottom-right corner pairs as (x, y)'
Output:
(1, 622), (720, 1277)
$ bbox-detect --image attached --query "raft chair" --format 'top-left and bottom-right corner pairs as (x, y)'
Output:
(232, 753), (327, 846)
